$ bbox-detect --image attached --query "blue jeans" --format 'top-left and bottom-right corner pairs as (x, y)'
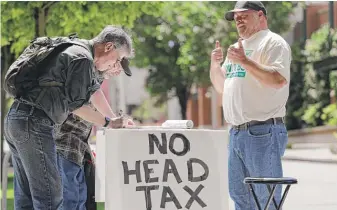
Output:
(58, 154), (87, 210)
(4, 102), (63, 210)
(228, 123), (288, 210)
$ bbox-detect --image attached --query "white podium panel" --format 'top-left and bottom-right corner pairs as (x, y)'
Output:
(95, 130), (106, 202)
(96, 129), (229, 210)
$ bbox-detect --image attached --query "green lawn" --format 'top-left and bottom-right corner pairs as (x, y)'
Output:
(1, 173), (105, 209)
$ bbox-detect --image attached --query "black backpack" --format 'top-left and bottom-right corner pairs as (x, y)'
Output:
(4, 34), (88, 98)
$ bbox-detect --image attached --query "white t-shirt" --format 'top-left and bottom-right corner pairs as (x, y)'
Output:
(222, 29), (291, 126)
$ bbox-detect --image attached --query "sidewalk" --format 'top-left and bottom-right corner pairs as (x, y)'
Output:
(282, 144), (337, 164)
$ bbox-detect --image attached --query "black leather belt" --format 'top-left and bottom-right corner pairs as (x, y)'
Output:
(12, 100), (48, 118)
(232, 117), (284, 130)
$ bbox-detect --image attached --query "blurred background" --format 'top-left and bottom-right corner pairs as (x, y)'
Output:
(1, 1), (337, 210)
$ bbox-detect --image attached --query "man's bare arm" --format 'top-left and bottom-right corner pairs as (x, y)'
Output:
(90, 88), (117, 118)
(210, 64), (225, 94)
(228, 39), (288, 89)
(73, 105), (106, 126)
(241, 59), (287, 89)
(210, 41), (226, 94)
(89, 84), (135, 126)
(73, 105), (127, 128)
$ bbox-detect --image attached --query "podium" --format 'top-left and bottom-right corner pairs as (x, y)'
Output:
(95, 128), (229, 210)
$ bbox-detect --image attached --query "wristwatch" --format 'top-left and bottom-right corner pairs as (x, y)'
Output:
(103, 117), (111, 127)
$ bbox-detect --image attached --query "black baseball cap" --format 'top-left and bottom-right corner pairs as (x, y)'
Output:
(121, 58), (132, 76)
(225, 1), (267, 21)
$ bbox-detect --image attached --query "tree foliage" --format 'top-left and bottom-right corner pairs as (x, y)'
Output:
(1, 1), (162, 54)
(301, 24), (337, 127)
(285, 42), (306, 130)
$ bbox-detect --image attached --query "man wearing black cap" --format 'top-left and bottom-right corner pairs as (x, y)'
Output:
(4, 25), (134, 209)
(210, 2), (291, 209)
(55, 27), (135, 210)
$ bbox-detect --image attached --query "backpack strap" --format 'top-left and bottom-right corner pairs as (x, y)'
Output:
(67, 41), (90, 51)
(33, 40), (90, 105)
(34, 88), (48, 105)
(39, 81), (63, 87)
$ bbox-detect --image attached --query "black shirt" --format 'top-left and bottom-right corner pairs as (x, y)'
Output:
(20, 39), (100, 124)
(54, 74), (104, 166)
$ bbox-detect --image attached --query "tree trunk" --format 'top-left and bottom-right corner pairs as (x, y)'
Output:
(34, 8), (47, 37)
(316, 71), (331, 126)
(176, 86), (190, 120)
(34, 2), (57, 37)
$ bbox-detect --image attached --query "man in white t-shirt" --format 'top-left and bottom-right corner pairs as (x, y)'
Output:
(210, 1), (291, 210)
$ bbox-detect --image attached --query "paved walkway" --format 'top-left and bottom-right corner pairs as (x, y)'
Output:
(282, 160), (337, 210)
(282, 146), (337, 210)
(283, 144), (337, 164)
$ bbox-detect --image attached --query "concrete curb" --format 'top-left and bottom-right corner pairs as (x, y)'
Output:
(282, 156), (337, 164)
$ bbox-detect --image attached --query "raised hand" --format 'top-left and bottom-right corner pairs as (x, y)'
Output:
(211, 40), (224, 64)
(227, 38), (247, 64)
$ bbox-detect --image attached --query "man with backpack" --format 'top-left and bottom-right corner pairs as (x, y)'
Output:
(4, 25), (133, 210)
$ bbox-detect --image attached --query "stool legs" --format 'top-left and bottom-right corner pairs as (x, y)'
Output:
(266, 185), (278, 209)
(248, 184), (262, 210)
(277, 185), (291, 210)
(264, 185), (276, 210)
(248, 184), (293, 210)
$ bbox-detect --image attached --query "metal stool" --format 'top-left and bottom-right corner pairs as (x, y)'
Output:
(244, 177), (298, 210)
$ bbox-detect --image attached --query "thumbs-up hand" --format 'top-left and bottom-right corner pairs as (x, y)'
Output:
(238, 38), (244, 49)
(227, 38), (247, 64)
(211, 40), (223, 64)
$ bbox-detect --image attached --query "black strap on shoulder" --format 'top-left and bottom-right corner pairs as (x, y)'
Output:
(33, 38), (90, 104)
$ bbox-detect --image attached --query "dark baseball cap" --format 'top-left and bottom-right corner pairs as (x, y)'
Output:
(225, 1), (267, 21)
(121, 58), (132, 76)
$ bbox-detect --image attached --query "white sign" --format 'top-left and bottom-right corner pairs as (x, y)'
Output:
(95, 130), (106, 202)
(97, 129), (229, 210)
